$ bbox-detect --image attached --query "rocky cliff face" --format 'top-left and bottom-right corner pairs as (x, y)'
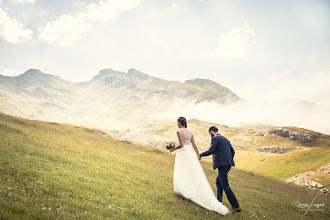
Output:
(185, 78), (243, 104)
(80, 69), (243, 105)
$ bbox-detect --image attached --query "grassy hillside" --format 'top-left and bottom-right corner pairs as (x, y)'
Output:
(0, 113), (328, 219)
(112, 120), (330, 186)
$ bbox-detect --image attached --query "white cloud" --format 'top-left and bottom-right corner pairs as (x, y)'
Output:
(38, 0), (141, 46)
(79, 0), (141, 22)
(238, 48), (330, 106)
(212, 23), (256, 61)
(38, 15), (90, 47)
(11, 0), (35, 3)
(1, 68), (23, 76)
(0, 7), (33, 43)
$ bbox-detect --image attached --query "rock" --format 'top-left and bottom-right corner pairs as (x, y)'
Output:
(285, 163), (329, 193)
(305, 171), (314, 175)
(254, 127), (330, 141)
(0, 122), (7, 128)
(316, 163), (330, 175)
(257, 146), (294, 154)
(271, 128), (290, 137)
(255, 131), (266, 136)
(92, 129), (112, 138)
(268, 128), (317, 141)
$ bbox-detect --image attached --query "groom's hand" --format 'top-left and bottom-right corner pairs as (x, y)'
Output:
(198, 155), (201, 161)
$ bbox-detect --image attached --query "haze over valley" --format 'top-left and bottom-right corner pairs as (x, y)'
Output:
(1, 68), (329, 135)
(1, 1), (329, 218)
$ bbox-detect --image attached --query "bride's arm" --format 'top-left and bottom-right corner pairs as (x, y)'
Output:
(170, 132), (184, 152)
(191, 135), (200, 159)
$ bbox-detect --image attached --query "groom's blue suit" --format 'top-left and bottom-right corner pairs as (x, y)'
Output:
(200, 133), (240, 209)
(200, 133), (235, 170)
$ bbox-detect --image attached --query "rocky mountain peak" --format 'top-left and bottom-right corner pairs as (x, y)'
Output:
(23, 69), (45, 76)
(185, 78), (224, 87)
(185, 77), (244, 103)
(91, 68), (150, 83)
(91, 68), (116, 81)
(19, 69), (58, 80)
(99, 68), (115, 75)
(127, 68), (149, 79)
(13, 69), (65, 88)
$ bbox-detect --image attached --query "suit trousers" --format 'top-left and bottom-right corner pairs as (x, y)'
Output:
(216, 165), (239, 208)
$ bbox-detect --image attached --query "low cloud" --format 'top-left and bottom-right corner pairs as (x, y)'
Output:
(152, 97), (330, 135)
(1, 68), (23, 76)
(237, 49), (330, 106)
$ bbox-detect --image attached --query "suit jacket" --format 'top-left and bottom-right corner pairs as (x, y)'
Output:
(200, 133), (235, 170)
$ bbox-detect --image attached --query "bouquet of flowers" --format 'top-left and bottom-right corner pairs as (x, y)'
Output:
(166, 142), (176, 155)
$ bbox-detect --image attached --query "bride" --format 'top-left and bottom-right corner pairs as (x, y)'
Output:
(169, 117), (230, 215)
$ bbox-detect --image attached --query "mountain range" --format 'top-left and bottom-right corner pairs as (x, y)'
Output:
(0, 68), (242, 130)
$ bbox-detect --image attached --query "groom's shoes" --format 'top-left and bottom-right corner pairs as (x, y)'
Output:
(231, 207), (242, 214)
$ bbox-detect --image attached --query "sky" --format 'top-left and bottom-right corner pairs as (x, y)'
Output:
(0, 0), (329, 105)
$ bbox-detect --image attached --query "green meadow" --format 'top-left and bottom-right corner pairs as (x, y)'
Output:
(0, 113), (328, 219)
(133, 120), (330, 186)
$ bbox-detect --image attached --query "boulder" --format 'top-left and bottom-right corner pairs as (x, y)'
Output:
(257, 146), (294, 154)
(253, 127), (330, 141)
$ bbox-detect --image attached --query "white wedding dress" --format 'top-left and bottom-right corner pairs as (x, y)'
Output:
(173, 128), (230, 215)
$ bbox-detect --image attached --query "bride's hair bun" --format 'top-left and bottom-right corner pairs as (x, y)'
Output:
(177, 116), (187, 128)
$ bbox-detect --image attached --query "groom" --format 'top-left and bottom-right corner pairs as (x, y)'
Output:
(199, 126), (242, 214)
